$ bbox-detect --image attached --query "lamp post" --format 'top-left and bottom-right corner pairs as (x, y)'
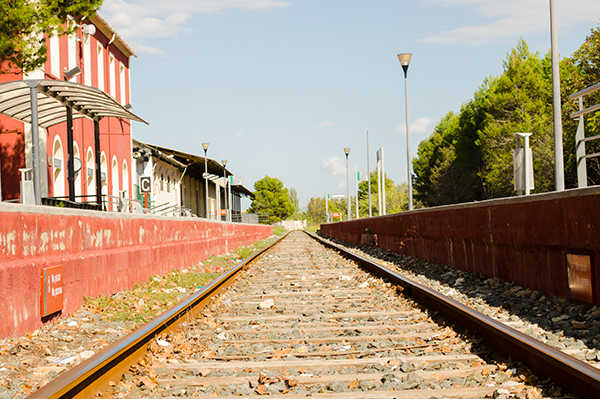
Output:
(202, 142), (209, 219)
(397, 53), (413, 210)
(366, 130), (372, 217)
(344, 147), (350, 221)
(222, 159), (228, 222)
(549, 0), (564, 191)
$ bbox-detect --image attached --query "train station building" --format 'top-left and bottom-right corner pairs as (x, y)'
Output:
(131, 140), (253, 220)
(0, 15), (140, 209)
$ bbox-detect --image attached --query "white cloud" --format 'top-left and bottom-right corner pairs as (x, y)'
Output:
(317, 120), (336, 128)
(101, 0), (291, 54)
(322, 156), (346, 176)
(422, 0), (600, 45)
(395, 117), (435, 135)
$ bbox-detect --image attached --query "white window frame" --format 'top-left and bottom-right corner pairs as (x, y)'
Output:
(50, 34), (60, 78)
(97, 44), (104, 91)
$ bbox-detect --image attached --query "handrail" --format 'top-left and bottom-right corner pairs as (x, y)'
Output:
(569, 81), (600, 100)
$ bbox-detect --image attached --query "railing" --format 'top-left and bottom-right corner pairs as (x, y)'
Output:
(569, 81), (600, 187)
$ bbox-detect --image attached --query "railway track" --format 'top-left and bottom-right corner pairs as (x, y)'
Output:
(30, 231), (600, 398)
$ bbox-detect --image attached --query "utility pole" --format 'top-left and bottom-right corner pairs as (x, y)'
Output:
(366, 131), (372, 217)
(550, 0), (565, 191)
(344, 148), (350, 221)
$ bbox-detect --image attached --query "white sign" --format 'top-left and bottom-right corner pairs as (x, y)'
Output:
(140, 176), (151, 193)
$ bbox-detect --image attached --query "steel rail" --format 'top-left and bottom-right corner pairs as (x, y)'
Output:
(28, 232), (290, 399)
(306, 231), (600, 398)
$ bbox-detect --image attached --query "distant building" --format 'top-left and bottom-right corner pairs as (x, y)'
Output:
(132, 140), (253, 219)
(0, 15), (138, 207)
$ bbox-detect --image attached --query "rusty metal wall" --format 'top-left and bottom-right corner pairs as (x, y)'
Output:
(321, 187), (600, 305)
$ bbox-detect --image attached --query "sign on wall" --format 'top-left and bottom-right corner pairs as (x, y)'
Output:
(140, 176), (151, 193)
(40, 265), (63, 317)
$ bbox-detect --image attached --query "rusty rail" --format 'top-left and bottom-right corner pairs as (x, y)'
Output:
(28, 232), (290, 399)
(307, 231), (600, 398)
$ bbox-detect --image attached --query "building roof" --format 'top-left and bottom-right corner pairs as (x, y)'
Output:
(134, 140), (254, 197)
(90, 14), (136, 58)
(0, 79), (148, 128)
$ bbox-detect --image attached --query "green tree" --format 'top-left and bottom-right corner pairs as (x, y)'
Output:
(248, 176), (294, 224)
(288, 187), (300, 216)
(561, 26), (600, 186)
(357, 172), (409, 215)
(0, 0), (102, 73)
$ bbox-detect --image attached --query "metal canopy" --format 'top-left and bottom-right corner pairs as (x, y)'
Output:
(0, 79), (148, 128)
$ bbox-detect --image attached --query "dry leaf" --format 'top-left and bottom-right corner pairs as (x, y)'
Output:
(348, 378), (360, 390)
(481, 368), (492, 376)
(255, 384), (268, 395)
(285, 378), (298, 388)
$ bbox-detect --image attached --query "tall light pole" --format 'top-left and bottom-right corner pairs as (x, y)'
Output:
(366, 131), (372, 217)
(222, 159), (227, 221)
(202, 142), (209, 219)
(344, 147), (350, 221)
(550, 0), (564, 191)
(397, 53), (413, 210)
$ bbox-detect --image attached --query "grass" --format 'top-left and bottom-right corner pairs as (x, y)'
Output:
(273, 225), (287, 236)
(83, 233), (282, 326)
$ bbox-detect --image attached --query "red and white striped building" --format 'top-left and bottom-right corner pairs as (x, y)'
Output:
(0, 15), (135, 204)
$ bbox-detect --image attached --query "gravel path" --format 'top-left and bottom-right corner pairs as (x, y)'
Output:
(318, 234), (600, 370)
(114, 231), (565, 398)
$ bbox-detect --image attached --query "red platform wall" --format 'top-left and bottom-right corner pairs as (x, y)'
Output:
(0, 203), (273, 338)
(321, 187), (600, 305)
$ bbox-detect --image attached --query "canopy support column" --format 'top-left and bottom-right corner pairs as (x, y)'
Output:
(66, 106), (75, 201)
(94, 118), (102, 207)
(29, 85), (41, 205)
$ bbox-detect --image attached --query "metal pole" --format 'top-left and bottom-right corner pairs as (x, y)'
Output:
(376, 152), (382, 216)
(550, 0), (564, 191)
(366, 130), (372, 217)
(94, 119), (102, 206)
(381, 148), (387, 215)
(66, 106), (75, 201)
(576, 96), (587, 188)
(325, 194), (328, 223)
(524, 135), (530, 196)
(355, 168), (359, 219)
(203, 150), (209, 219)
(228, 177), (232, 222)
(345, 154), (350, 221)
(30, 85), (41, 205)
(223, 166), (227, 221)
(403, 70), (413, 210)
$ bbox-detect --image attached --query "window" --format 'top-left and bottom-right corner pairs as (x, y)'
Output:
(50, 35), (60, 77)
(68, 34), (77, 81)
(111, 157), (119, 197)
(73, 143), (81, 200)
(97, 44), (104, 90)
(83, 37), (92, 86)
(109, 54), (116, 97)
(86, 148), (94, 199)
(100, 152), (108, 195)
(52, 137), (64, 198)
(122, 161), (129, 199)
(119, 64), (126, 104)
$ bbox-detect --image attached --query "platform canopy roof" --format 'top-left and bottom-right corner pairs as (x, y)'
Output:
(0, 79), (148, 128)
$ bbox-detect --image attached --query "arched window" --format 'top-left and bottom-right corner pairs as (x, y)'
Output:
(122, 161), (129, 199)
(100, 152), (108, 196)
(52, 136), (65, 198)
(111, 156), (119, 198)
(86, 147), (95, 201)
(73, 143), (81, 201)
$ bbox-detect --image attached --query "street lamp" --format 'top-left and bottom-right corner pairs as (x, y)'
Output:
(202, 142), (209, 219)
(397, 52), (413, 210)
(222, 159), (228, 222)
(344, 147), (350, 221)
(549, 0), (564, 191)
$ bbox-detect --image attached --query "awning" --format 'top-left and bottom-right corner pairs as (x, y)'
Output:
(0, 79), (148, 128)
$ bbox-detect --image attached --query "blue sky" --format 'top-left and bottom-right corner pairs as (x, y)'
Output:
(102, 0), (600, 209)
